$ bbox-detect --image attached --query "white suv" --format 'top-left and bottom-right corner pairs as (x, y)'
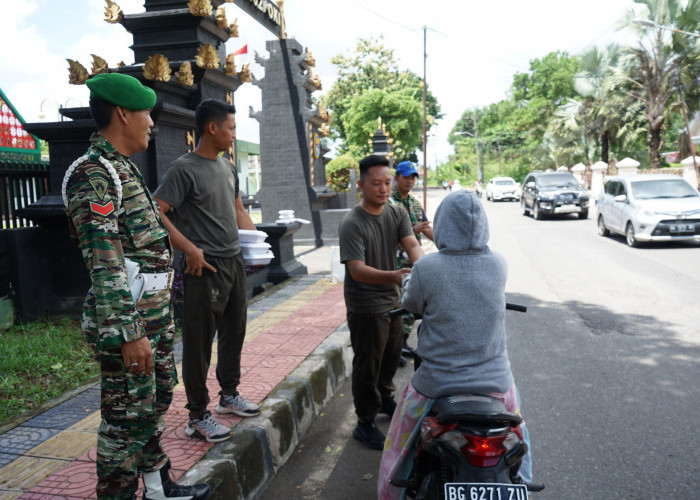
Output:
(485, 177), (521, 202)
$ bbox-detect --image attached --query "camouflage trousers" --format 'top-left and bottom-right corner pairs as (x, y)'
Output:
(84, 290), (177, 499)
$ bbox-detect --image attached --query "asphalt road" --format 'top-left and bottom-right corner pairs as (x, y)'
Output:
(263, 188), (700, 499)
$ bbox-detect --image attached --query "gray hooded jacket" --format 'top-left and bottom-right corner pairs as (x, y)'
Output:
(403, 190), (514, 398)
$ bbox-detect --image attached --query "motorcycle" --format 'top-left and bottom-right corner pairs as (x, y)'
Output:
(388, 303), (532, 500)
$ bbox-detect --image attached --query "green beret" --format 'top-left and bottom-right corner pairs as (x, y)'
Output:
(86, 73), (156, 110)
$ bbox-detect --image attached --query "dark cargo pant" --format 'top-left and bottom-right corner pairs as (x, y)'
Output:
(84, 289), (177, 499)
(347, 311), (403, 423)
(181, 253), (247, 419)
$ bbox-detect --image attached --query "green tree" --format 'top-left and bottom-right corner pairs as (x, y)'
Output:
(323, 36), (441, 157)
(615, 0), (700, 168)
(343, 88), (423, 160)
(325, 153), (359, 192)
(446, 51), (580, 177)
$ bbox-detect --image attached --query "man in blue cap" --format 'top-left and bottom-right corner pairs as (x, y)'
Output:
(390, 161), (433, 368)
(63, 72), (210, 499)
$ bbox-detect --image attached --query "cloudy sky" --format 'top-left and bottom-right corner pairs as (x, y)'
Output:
(0, 0), (642, 165)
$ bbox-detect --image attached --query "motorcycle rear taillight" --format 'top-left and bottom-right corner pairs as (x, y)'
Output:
(420, 416), (457, 442)
(461, 434), (508, 467)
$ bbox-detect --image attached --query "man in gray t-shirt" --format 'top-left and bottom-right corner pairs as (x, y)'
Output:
(154, 99), (261, 444)
(338, 154), (423, 450)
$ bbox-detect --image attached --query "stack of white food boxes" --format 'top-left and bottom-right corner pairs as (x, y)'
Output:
(239, 229), (273, 266)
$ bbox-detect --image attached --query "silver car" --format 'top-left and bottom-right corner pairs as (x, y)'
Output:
(596, 174), (700, 247)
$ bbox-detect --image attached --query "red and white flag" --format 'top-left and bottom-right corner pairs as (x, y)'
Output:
(232, 44), (248, 57)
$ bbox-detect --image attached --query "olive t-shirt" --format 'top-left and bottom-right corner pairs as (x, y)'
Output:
(339, 204), (413, 313)
(154, 152), (241, 258)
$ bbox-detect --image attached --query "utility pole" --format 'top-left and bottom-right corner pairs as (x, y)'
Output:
(422, 25), (428, 210)
(496, 136), (502, 176)
(473, 112), (482, 182)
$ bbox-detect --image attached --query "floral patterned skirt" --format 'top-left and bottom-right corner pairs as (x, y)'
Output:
(377, 380), (532, 500)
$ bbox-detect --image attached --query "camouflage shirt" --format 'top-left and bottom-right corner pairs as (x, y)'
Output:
(65, 134), (172, 350)
(391, 189), (427, 268)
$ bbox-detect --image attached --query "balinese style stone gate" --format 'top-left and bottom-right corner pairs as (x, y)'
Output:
(14, 0), (319, 319)
(252, 38), (335, 245)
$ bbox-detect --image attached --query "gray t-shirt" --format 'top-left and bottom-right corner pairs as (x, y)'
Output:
(154, 152), (241, 258)
(339, 204), (413, 313)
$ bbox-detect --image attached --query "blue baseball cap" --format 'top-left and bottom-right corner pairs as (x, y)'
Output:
(395, 161), (419, 177)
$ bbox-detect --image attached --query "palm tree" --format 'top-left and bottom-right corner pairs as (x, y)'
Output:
(616, 0), (700, 168)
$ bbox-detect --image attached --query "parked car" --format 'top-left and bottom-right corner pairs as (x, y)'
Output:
(596, 174), (700, 247)
(485, 176), (521, 201)
(521, 171), (590, 220)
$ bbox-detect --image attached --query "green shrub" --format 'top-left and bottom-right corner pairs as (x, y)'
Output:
(326, 153), (359, 192)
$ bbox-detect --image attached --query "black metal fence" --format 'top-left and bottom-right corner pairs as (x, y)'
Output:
(0, 161), (49, 229)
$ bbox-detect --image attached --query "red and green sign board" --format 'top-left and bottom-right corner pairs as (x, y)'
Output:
(0, 88), (41, 163)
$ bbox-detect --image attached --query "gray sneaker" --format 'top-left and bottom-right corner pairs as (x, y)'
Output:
(184, 411), (231, 442)
(216, 394), (261, 417)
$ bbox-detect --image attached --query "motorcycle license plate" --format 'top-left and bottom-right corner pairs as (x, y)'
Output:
(444, 482), (528, 500)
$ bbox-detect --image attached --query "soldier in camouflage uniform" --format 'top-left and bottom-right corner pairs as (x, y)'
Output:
(63, 73), (209, 500)
(390, 162), (433, 360)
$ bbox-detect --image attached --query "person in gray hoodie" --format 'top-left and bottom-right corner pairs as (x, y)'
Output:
(377, 190), (537, 499)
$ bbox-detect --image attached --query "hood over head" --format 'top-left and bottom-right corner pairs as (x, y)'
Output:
(434, 190), (490, 254)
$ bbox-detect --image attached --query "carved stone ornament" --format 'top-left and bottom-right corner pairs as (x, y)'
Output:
(90, 54), (109, 75)
(188, 0), (213, 16)
(143, 54), (172, 82)
(229, 18), (239, 38)
(215, 6), (228, 29)
(224, 54), (236, 76)
(104, 0), (123, 24)
(186, 129), (196, 152)
(195, 44), (220, 69)
(238, 63), (252, 83)
(304, 49), (316, 67)
(177, 62), (194, 86)
(67, 59), (89, 85)
(320, 123), (331, 137)
(117, 61), (126, 68)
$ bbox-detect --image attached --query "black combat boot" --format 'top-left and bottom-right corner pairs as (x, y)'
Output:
(142, 460), (211, 500)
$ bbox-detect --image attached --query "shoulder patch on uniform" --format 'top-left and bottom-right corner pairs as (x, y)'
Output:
(90, 200), (115, 216)
(121, 180), (144, 199)
(86, 167), (110, 200)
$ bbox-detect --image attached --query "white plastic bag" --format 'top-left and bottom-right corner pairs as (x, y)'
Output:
(330, 246), (344, 283)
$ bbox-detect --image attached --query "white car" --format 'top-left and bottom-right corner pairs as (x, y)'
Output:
(485, 177), (521, 202)
(596, 174), (700, 247)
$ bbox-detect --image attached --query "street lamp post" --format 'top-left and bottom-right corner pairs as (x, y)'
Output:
(633, 18), (700, 38)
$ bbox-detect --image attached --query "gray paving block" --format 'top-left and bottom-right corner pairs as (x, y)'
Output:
(24, 388), (100, 430)
(0, 452), (19, 468)
(0, 426), (61, 455)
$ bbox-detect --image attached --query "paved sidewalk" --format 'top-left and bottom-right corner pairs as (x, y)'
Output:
(0, 246), (346, 499)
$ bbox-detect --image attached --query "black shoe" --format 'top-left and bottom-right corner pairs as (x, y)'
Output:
(379, 397), (397, 417)
(352, 420), (385, 450)
(143, 460), (211, 499)
(402, 345), (416, 358)
(526, 482), (545, 492)
(398, 356), (407, 367)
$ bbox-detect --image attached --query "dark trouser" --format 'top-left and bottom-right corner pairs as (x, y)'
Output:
(86, 289), (176, 499)
(182, 253), (247, 419)
(347, 310), (403, 423)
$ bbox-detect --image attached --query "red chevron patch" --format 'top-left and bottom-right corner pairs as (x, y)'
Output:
(89, 200), (115, 216)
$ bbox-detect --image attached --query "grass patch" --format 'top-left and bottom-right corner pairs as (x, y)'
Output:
(0, 316), (99, 425)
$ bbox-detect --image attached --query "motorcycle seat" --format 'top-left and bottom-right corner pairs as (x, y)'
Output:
(432, 394), (523, 427)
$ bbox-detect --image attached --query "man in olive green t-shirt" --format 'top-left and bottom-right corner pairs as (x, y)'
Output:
(338, 154), (423, 450)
